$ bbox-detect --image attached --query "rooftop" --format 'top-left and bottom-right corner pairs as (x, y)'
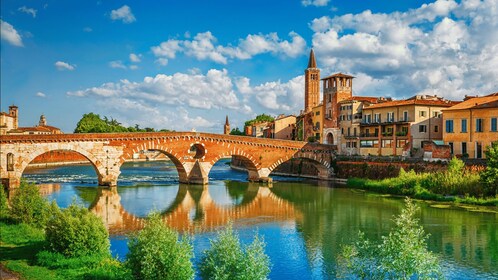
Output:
(321, 72), (355, 80)
(443, 92), (498, 110)
(364, 95), (459, 109)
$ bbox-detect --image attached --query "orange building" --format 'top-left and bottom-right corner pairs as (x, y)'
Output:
(0, 105), (18, 135)
(359, 95), (458, 156)
(442, 93), (498, 159)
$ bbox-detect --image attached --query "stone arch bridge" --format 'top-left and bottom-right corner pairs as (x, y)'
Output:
(0, 132), (336, 188)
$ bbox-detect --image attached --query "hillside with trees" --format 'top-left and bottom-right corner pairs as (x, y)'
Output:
(74, 113), (172, 133)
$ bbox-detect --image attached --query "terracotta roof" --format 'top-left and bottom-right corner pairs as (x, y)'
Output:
(339, 96), (379, 104)
(8, 125), (61, 133)
(321, 72), (354, 80)
(443, 93), (498, 110)
(364, 98), (459, 109)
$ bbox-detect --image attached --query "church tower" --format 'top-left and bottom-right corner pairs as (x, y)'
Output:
(39, 114), (47, 126)
(304, 49), (320, 113)
(224, 115), (230, 135)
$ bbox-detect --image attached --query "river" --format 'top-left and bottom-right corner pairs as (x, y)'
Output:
(23, 159), (498, 279)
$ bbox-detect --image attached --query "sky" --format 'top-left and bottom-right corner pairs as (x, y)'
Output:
(1, 0), (497, 133)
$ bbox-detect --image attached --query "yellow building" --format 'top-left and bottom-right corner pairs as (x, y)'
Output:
(0, 105), (18, 135)
(359, 95), (457, 156)
(272, 115), (296, 140)
(442, 93), (498, 159)
(338, 97), (379, 155)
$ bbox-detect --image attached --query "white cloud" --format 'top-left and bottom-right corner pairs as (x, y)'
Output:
(110, 5), (136, 23)
(109, 60), (127, 69)
(18, 6), (37, 17)
(83, 27), (93, 32)
(0, 20), (23, 47)
(129, 53), (141, 63)
(310, 0), (498, 100)
(151, 31), (307, 64)
(302, 0), (330, 7)
(36, 92), (46, 98)
(55, 61), (75, 71)
(129, 65), (139, 70)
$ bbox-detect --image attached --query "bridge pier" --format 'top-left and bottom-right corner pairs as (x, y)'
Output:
(1, 177), (20, 189)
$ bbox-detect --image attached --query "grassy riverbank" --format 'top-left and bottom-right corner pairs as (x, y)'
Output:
(0, 221), (128, 280)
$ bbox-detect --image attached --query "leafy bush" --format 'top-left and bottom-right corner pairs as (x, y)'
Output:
(199, 223), (271, 280)
(337, 198), (442, 279)
(480, 142), (498, 196)
(126, 212), (194, 280)
(9, 181), (51, 227)
(0, 186), (9, 219)
(45, 202), (110, 257)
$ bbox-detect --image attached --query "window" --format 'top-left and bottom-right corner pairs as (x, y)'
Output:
(462, 142), (467, 155)
(434, 125), (439, 133)
(348, 127), (351, 136)
(364, 114), (371, 123)
(347, 114), (352, 121)
(403, 111), (408, 122)
(420, 111), (427, 117)
(433, 111), (440, 118)
(382, 139), (393, 148)
(491, 117), (497, 132)
(476, 118), (483, 132)
(7, 153), (14, 171)
(387, 112), (394, 122)
(449, 142), (454, 154)
(419, 125), (427, 133)
(397, 139), (408, 148)
(315, 111), (320, 116)
(352, 141), (357, 148)
(461, 119), (467, 133)
(446, 120), (454, 133)
(353, 128), (357, 136)
(374, 113), (381, 123)
(360, 140), (379, 147)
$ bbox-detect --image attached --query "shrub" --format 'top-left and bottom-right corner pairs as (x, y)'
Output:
(9, 181), (50, 228)
(0, 186), (9, 219)
(45, 202), (110, 257)
(337, 198), (442, 279)
(480, 142), (498, 196)
(200, 223), (271, 280)
(126, 212), (194, 280)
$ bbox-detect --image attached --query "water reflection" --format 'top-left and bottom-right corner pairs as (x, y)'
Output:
(88, 182), (302, 235)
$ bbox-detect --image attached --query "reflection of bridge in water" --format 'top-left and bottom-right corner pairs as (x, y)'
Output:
(89, 184), (302, 234)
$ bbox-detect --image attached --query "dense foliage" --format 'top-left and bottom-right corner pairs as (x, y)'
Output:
(347, 157), (497, 205)
(45, 202), (110, 257)
(480, 142), (498, 196)
(337, 198), (442, 279)
(244, 114), (275, 128)
(0, 187), (8, 219)
(199, 223), (271, 280)
(9, 181), (52, 228)
(74, 112), (171, 133)
(230, 127), (245, 135)
(126, 212), (194, 280)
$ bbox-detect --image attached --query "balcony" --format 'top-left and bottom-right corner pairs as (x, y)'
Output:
(360, 132), (378, 138)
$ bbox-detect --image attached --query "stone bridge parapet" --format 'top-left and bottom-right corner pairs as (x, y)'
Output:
(0, 132), (336, 188)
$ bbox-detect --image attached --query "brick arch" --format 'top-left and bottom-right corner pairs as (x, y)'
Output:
(118, 142), (189, 183)
(208, 149), (260, 181)
(267, 153), (331, 179)
(18, 145), (104, 182)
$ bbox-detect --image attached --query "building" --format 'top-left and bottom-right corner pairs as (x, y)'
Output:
(1, 107), (63, 135)
(442, 92), (498, 159)
(304, 49), (320, 113)
(359, 95), (458, 156)
(0, 105), (18, 135)
(337, 97), (379, 155)
(224, 115), (230, 135)
(321, 73), (354, 150)
(271, 115), (296, 140)
(251, 122), (270, 138)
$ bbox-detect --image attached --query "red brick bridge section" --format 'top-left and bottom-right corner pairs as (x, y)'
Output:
(1, 132), (336, 188)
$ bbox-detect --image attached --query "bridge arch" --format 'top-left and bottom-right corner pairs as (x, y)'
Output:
(208, 150), (260, 182)
(119, 142), (189, 183)
(17, 145), (105, 185)
(268, 154), (332, 180)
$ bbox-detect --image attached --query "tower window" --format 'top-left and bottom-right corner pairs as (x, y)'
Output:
(7, 153), (14, 171)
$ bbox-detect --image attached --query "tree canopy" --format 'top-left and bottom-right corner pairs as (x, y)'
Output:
(74, 113), (172, 133)
(244, 114), (274, 128)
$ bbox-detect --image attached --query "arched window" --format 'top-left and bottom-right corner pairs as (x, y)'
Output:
(7, 153), (14, 171)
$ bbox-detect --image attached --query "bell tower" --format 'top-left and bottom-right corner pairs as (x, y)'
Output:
(223, 115), (230, 135)
(304, 49), (320, 113)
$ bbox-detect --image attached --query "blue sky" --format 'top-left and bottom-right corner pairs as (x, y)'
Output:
(1, 0), (497, 133)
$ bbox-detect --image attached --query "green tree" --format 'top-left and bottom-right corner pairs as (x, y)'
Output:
(244, 114), (275, 129)
(480, 141), (498, 196)
(200, 223), (271, 280)
(0, 186), (9, 219)
(230, 127), (245, 136)
(447, 156), (465, 176)
(9, 181), (50, 228)
(45, 202), (110, 257)
(126, 212), (194, 280)
(337, 198), (442, 279)
(74, 113), (110, 133)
